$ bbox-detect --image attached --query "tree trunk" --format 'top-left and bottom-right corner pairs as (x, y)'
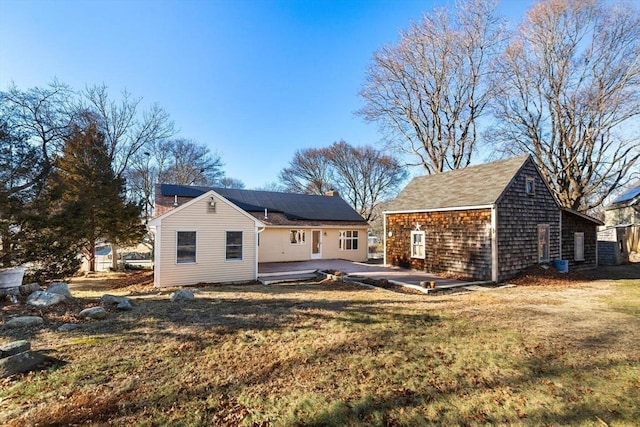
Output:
(111, 242), (119, 271)
(88, 240), (96, 273)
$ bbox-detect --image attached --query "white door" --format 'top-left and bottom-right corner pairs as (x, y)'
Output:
(311, 230), (322, 259)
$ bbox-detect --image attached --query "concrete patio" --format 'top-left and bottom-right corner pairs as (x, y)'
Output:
(258, 259), (474, 291)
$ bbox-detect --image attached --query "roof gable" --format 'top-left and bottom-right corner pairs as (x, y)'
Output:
(159, 184), (367, 223)
(149, 190), (265, 227)
(386, 155), (531, 212)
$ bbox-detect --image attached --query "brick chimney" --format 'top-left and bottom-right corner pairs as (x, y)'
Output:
(325, 189), (339, 197)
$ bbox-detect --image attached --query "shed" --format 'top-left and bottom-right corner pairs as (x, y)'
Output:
(384, 155), (599, 282)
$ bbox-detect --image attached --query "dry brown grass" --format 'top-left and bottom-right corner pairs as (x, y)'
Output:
(1, 265), (639, 426)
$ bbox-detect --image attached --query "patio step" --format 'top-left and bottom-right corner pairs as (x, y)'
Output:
(258, 270), (319, 285)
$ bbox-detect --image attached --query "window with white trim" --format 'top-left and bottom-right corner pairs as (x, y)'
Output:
(411, 230), (425, 259)
(177, 231), (196, 264)
(226, 231), (243, 261)
(339, 230), (359, 251)
(574, 232), (585, 261)
(289, 230), (306, 245)
(525, 176), (536, 196)
(538, 224), (550, 262)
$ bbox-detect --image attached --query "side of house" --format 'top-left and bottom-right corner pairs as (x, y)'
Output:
(494, 158), (560, 280)
(257, 225), (368, 263)
(561, 209), (602, 269)
(149, 190), (263, 287)
(155, 184), (369, 266)
(385, 209), (493, 280)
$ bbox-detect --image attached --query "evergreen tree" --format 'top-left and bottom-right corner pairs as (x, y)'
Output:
(52, 115), (144, 272)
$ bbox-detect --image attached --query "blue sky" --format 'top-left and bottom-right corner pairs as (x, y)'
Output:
(0, 0), (530, 189)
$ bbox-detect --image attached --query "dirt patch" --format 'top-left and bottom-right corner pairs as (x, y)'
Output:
(68, 270), (153, 292)
(509, 261), (640, 287)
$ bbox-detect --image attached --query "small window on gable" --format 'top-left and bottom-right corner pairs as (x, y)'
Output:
(411, 231), (425, 259)
(574, 232), (585, 261)
(525, 177), (536, 196)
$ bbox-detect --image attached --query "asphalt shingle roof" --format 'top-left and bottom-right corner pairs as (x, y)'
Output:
(386, 155), (530, 212)
(160, 184), (367, 222)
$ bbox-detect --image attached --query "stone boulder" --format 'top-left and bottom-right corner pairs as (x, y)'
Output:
(5, 316), (44, 328)
(19, 282), (40, 297)
(57, 323), (79, 332)
(1, 350), (44, 378)
(116, 299), (133, 311)
(46, 282), (72, 299)
(170, 289), (195, 302)
(27, 290), (65, 307)
(0, 340), (30, 358)
(79, 306), (107, 319)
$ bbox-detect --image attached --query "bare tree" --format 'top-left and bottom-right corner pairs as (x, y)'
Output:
(156, 138), (224, 185)
(82, 84), (175, 179)
(219, 177), (245, 189)
(325, 141), (408, 222)
(0, 80), (75, 196)
(127, 138), (225, 218)
(279, 141), (408, 222)
(491, 0), (640, 211)
(279, 148), (334, 195)
(359, 0), (504, 174)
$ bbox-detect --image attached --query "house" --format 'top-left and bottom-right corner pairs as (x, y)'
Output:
(384, 155), (602, 282)
(149, 185), (369, 287)
(602, 184), (639, 256)
(604, 184), (640, 226)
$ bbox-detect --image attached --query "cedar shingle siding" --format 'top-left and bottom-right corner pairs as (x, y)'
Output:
(562, 210), (599, 269)
(384, 156), (601, 282)
(386, 209), (492, 280)
(495, 159), (560, 280)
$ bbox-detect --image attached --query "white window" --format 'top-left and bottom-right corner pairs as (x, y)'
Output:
(289, 230), (306, 245)
(226, 231), (243, 261)
(339, 230), (359, 251)
(411, 231), (425, 259)
(538, 224), (550, 262)
(177, 231), (196, 264)
(525, 177), (536, 196)
(574, 232), (585, 261)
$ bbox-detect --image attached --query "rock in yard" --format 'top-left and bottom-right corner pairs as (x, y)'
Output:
(170, 289), (195, 302)
(19, 282), (40, 296)
(46, 282), (72, 299)
(0, 350), (45, 378)
(101, 294), (133, 310)
(79, 306), (107, 319)
(27, 290), (66, 307)
(57, 323), (79, 332)
(5, 316), (44, 328)
(0, 340), (30, 358)
(116, 299), (133, 311)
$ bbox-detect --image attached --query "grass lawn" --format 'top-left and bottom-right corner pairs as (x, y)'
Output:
(1, 267), (639, 426)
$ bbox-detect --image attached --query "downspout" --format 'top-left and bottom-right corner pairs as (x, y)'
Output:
(255, 226), (266, 280)
(559, 210), (563, 260)
(149, 225), (160, 287)
(491, 205), (498, 283)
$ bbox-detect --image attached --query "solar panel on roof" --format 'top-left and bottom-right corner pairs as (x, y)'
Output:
(611, 185), (640, 205)
(161, 184), (365, 222)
